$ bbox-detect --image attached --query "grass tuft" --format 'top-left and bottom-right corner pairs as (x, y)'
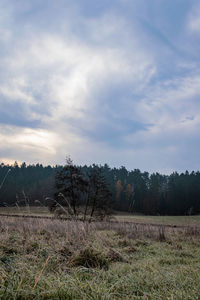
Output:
(69, 247), (109, 269)
(107, 248), (128, 263)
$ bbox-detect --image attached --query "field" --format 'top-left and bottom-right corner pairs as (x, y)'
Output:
(1, 206), (200, 226)
(115, 213), (200, 226)
(0, 212), (200, 299)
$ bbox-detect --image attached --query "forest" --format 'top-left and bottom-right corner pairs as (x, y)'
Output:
(0, 161), (200, 216)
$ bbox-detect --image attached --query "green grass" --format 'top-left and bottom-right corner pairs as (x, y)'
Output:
(115, 213), (200, 225)
(0, 217), (200, 299)
(0, 206), (52, 216)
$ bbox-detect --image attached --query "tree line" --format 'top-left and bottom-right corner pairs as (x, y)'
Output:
(0, 161), (200, 215)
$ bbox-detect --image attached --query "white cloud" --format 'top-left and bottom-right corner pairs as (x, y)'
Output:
(133, 73), (200, 133)
(0, 124), (60, 164)
(188, 3), (200, 32)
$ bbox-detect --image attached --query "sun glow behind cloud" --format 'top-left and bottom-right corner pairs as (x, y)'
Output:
(0, 0), (200, 172)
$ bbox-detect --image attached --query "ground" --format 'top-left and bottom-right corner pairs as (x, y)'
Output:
(1, 206), (200, 225)
(0, 213), (200, 299)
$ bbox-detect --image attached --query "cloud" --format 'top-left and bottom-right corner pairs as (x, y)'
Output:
(0, 0), (200, 173)
(0, 124), (59, 163)
(188, 3), (200, 32)
(0, 3), (155, 160)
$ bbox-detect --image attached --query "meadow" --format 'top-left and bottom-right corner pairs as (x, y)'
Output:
(0, 213), (200, 299)
(1, 206), (200, 225)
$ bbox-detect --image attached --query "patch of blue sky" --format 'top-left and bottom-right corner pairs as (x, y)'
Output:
(0, 101), (41, 128)
(80, 119), (147, 148)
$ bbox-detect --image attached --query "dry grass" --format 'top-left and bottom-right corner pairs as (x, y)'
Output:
(0, 216), (200, 299)
(1, 206), (200, 226)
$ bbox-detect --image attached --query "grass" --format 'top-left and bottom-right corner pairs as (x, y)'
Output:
(0, 216), (200, 299)
(1, 206), (200, 226)
(0, 206), (52, 217)
(115, 213), (200, 226)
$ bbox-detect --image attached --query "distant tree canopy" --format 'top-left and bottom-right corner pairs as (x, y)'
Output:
(0, 161), (200, 215)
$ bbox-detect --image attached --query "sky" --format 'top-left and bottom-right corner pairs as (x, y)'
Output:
(0, 0), (200, 173)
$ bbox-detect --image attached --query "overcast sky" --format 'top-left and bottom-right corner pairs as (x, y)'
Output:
(0, 0), (200, 173)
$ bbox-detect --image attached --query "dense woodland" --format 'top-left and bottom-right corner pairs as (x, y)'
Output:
(0, 161), (200, 215)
